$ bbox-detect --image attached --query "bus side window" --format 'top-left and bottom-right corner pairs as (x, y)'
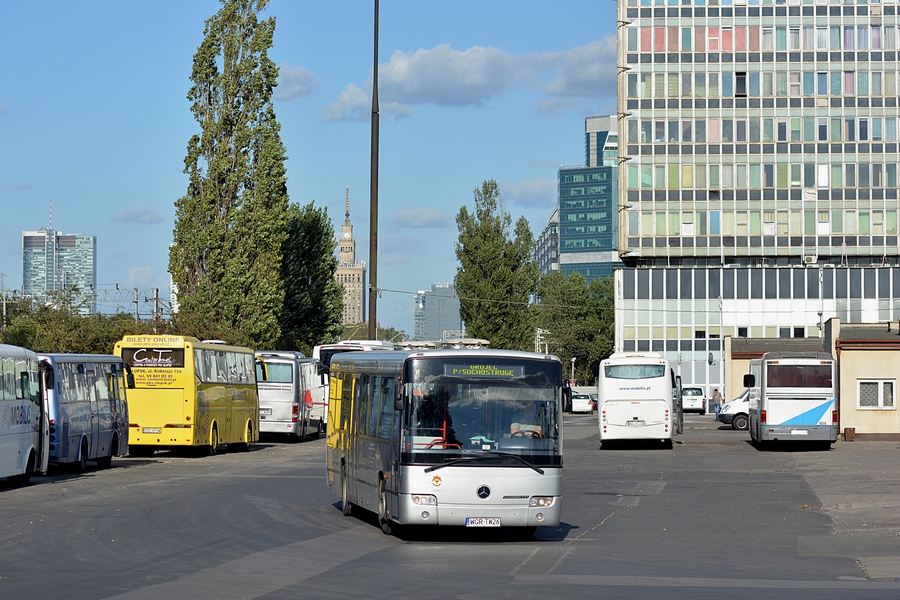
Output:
(378, 377), (394, 440)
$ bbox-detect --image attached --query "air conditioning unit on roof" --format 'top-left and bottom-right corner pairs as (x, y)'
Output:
(802, 255), (817, 265)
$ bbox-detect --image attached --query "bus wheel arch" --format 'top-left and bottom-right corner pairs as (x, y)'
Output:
(12, 450), (35, 486)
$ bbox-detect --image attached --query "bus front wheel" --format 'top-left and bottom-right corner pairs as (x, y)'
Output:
(378, 477), (393, 535)
(73, 439), (89, 473)
(12, 451), (35, 486)
(341, 465), (353, 516)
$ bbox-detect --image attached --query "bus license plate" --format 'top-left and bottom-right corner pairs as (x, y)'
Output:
(626, 420), (646, 427)
(466, 517), (501, 527)
(790, 429), (809, 436)
(260, 408), (272, 415)
(142, 428), (161, 434)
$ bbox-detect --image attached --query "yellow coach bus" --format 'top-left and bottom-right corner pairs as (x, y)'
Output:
(114, 335), (258, 456)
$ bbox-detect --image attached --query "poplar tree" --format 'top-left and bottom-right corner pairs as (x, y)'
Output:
(280, 202), (344, 354)
(454, 179), (538, 351)
(170, 0), (288, 348)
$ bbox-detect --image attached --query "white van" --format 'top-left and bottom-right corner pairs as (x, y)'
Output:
(717, 389), (749, 430)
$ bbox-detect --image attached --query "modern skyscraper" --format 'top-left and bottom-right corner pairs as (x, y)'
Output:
(615, 0), (900, 393)
(413, 283), (463, 341)
(335, 185), (367, 325)
(22, 228), (97, 315)
(536, 116), (620, 281)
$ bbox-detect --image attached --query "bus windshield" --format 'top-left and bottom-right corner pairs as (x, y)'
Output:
(402, 357), (560, 461)
(604, 364), (666, 379)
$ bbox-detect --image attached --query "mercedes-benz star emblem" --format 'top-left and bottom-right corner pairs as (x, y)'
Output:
(476, 485), (491, 499)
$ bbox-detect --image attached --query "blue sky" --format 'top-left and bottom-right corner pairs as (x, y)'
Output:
(0, 1), (617, 335)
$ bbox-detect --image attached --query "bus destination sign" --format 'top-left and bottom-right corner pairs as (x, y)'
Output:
(444, 364), (524, 377)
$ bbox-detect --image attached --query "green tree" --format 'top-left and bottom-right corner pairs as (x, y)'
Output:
(169, 0), (289, 349)
(536, 272), (615, 385)
(455, 179), (538, 351)
(1, 293), (157, 354)
(280, 202), (344, 354)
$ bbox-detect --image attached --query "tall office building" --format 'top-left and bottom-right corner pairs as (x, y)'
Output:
(615, 0), (900, 392)
(537, 117), (621, 280)
(335, 186), (367, 325)
(413, 283), (463, 341)
(22, 228), (97, 315)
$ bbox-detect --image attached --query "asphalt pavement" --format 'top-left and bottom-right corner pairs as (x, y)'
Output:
(683, 411), (900, 580)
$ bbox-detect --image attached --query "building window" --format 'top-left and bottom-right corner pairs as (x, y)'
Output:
(737, 327), (748, 337)
(735, 72), (747, 97)
(858, 380), (895, 409)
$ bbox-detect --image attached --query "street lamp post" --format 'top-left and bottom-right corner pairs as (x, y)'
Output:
(570, 357), (576, 381)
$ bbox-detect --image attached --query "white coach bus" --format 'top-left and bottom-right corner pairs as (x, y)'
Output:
(597, 352), (683, 447)
(0, 345), (48, 485)
(326, 348), (563, 537)
(255, 351), (327, 439)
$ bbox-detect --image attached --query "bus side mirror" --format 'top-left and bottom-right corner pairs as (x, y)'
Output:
(394, 381), (405, 411)
(743, 374), (755, 387)
(126, 373), (136, 389)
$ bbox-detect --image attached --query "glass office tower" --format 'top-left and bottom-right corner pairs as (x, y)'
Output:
(615, 0), (900, 394)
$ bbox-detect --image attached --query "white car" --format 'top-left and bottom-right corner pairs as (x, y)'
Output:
(681, 387), (707, 414)
(571, 393), (594, 414)
(718, 389), (750, 430)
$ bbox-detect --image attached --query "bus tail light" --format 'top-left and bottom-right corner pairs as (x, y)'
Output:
(760, 410), (767, 424)
(832, 410), (838, 423)
(292, 404), (299, 423)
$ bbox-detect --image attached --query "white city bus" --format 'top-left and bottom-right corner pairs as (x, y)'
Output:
(40, 354), (131, 472)
(326, 348), (563, 537)
(255, 351), (327, 439)
(0, 345), (48, 486)
(743, 351), (837, 449)
(597, 352), (683, 447)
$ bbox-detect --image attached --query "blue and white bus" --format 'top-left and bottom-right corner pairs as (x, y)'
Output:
(744, 351), (837, 449)
(40, 354), (132, 472)
(0, 345), (48, 485)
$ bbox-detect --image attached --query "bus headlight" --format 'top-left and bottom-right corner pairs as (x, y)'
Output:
(529, 496), (554, 508)
(412, 494), (437, 506)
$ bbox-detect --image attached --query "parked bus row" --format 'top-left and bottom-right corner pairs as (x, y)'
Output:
(0, 345), (133, 486)
(3, 335), (361, 485)
(594, 350), (837, 450)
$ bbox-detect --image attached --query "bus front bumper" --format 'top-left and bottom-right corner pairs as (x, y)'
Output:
(397, 495), (562, 528)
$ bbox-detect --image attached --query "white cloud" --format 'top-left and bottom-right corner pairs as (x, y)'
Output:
(275, 63), (318, 101)
(393, 207), (454, 229)
(380, 44), (527, 106)
(110, 208), (163, 224)
(542, 36), (617, 98)
(501, 178), (557, 209)
(126, 266), (154, 287)
(324, 38), (617, 120)
(323, 84), (413, 122)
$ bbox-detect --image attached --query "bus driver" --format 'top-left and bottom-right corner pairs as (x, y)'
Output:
(510, 402), (543, 438)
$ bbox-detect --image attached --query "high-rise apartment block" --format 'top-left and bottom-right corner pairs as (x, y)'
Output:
(335, 186), (367, 325)
(22, 228), (97, 315)
(615, 0), (900, 393)
(413, 283), (463, 341)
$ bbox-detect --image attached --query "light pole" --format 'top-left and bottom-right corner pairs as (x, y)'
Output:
(570, 357), (576, 381)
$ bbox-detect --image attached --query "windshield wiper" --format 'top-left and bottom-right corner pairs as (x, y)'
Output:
(424, 451), (544, 475)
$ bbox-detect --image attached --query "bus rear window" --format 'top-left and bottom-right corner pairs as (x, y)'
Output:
(604, 364), (666, 379)
(766, 364), (832, 388)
